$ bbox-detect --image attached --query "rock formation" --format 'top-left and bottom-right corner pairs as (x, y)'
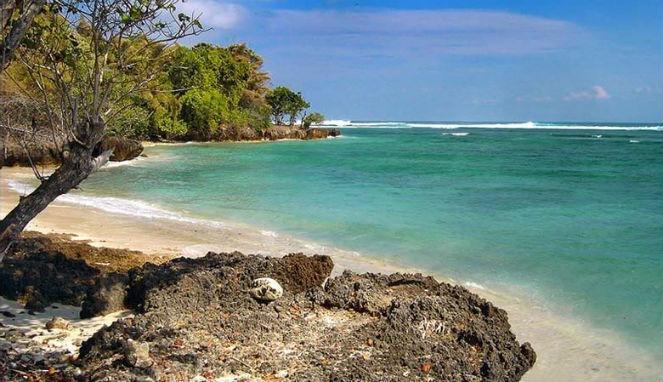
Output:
(0, 234), (535, 381)
(0, 133), (144, 167)
(77, 252), (534, 381)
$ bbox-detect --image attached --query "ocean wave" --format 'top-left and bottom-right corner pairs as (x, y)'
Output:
(321, 120), (663, 131)
(101, 157), (145, 169)
(464, 281), (486, 290)
(6, 179), (227, 229)
(321, 119), (353, 127)
(442, 132), (470, 136)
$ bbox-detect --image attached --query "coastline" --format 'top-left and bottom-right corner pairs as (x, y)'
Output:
(1, 166), (661, 381)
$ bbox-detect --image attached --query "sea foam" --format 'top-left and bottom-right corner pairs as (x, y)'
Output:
(322, 120), (663, 131)
(6, 179), (226, 229)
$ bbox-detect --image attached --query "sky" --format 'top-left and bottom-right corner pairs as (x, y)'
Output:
(180, 0), (663, 122)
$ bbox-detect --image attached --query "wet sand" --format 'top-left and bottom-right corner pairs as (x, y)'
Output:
(1, 167), (660, 381)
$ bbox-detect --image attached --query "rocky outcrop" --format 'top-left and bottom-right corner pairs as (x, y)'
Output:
(0, 133), (62, 166)
(77, 252), (535, 382)
(0, 132), (143, 167)
(94, 136), (144, 162)
(0, 232), (157, 312)
(0, 237), (101, 311)
(306, 127), (340, 139)
(80, 272), (130, 319)
(0, 238), (534, 381)
(208, 124), (340, 142)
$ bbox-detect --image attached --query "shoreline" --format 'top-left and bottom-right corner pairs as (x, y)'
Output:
(1, 167), (661, 381)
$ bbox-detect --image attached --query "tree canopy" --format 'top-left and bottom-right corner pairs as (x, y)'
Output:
(2, 33), (317, 140)
(266, 86), (310, 126)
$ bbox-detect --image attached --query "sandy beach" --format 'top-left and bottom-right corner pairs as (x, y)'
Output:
(1, 166), (660, 381)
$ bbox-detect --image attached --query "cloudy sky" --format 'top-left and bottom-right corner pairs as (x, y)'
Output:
(180, 0), (662, 122)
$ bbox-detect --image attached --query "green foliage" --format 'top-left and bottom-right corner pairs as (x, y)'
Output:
(303, 112), (325, 129)
(179, 88), (229, 139)
(266, 86), (310, 126)
(3, 15), (320, 140)
(107, 105), (151, 138)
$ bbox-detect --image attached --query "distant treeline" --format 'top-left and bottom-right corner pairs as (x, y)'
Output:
(0, 16), (323, 141)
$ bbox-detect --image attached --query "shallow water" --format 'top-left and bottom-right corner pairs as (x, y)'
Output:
(60, 125), (663, 358)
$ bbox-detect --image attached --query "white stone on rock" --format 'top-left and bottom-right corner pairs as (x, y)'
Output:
(249, 277), (283, 302)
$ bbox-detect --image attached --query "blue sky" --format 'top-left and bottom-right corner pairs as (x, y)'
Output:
(181, 0), (663, 122)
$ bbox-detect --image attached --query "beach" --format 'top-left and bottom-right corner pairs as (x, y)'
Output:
(1, 165), (660, 381)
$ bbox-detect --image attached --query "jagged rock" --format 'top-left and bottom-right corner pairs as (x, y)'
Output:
(45, 317), (70, 330)
(305, 127), (340, 139)
(80, 272), (129, 319)
(0, 132), (142, 167)
(77, 252), (535, 381)
(249, 278), (283, 302)
(94, 136), (144, 162)
(124, 339), (152, 369)
(0, 236), (100, 308)
(202, 124), (340, 142)
(0, 232), (153, 310)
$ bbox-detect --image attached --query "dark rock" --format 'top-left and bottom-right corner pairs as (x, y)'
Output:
(203, 124), (339, 142)
(94, 136), (144, 162)
(124, 340), (152, 368)
(80, 272), (129, 319)
(0, 130), (62, 167)
(0, 232), (152, 310)
(0, 237), (100, 308)
(77, 252), (535, 381)
(23, 290), (48, 312)
(305, 127), (340, 139)
(0, 132), (142, 167)
(45, 317), (70, 330)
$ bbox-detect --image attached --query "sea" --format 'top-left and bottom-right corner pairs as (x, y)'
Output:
(11, 121), (663, 364)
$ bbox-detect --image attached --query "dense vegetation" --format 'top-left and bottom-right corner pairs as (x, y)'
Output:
(0, 15), (322, 141)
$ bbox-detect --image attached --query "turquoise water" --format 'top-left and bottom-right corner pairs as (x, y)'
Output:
(80, 124), (662, 355)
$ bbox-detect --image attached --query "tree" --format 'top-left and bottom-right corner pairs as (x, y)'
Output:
(1, 0), (45, 71)
(302, 112), (324, 129)
(0, 0), (203, 260)
(265, 86), (309, 126)
(179, 88), (228, 140)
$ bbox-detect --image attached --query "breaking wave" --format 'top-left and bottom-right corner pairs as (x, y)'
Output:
(6, 179), (227, 229)
(320, 120), (663, 131)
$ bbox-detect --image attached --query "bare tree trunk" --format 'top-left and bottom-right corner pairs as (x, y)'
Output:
(1, 0), (45, 71)
(0, 141), (95, 261)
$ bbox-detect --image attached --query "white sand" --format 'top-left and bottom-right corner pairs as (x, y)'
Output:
(0, 296), (130, 357)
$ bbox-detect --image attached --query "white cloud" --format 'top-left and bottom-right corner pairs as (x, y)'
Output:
(249, 9), (585, 56)
(177, 0), (245, 29)
(564, 85), (611, 101)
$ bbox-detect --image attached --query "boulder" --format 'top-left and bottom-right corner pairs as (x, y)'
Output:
(80, 272), (129, 318)
(95, 136), (143, 162)
(45, 316), (70, 330)
(0, 236), (100, 308)
(0, 133), (143, 167)
(124, 339), (153, 369)
(249, 277), (283, 302)
(305, 127), (340, 139)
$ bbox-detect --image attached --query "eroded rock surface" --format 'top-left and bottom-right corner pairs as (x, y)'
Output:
(77, 252), (535, 381)
(0, 239), (534, 381)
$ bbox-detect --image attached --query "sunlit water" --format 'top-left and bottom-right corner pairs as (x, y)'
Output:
(54, 124), (663, 357)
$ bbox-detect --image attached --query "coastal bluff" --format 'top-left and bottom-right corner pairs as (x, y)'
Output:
(214, 125), (340, 141)
(0, 126), (340, 167)
(0, 232), (535, 381)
